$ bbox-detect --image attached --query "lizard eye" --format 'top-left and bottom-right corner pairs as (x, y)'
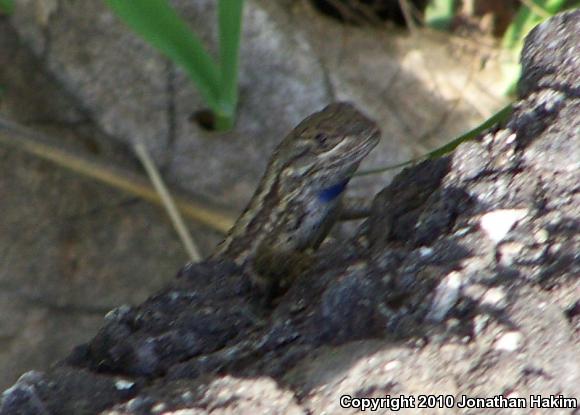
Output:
(315, 133), (328, 145)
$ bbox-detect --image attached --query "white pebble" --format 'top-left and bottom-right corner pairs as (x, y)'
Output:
(494, 331), (523, 352)
(480, 209), (528, 243)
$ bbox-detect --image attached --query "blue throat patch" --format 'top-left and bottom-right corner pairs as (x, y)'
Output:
(318, 180), (348, 202)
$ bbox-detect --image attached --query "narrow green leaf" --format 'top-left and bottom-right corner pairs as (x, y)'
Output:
(501, 0), (568, 94)
(426, 104), (513, 159)
(0, 0), (14, 14)
(217, 0), (244, 128)
(357, 104), (514, 176)
(105, 0), (221, 109)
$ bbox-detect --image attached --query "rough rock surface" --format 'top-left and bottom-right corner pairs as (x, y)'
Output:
(1, 10), (579, 415)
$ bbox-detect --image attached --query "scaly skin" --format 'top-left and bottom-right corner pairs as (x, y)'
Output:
(212, 102), (380, 295)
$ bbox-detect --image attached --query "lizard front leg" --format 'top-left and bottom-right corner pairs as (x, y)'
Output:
(251, 244), (315, 302)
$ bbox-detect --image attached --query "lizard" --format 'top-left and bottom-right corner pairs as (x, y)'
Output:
(211, 102), (380, 298)
(90, 104), (380, 378)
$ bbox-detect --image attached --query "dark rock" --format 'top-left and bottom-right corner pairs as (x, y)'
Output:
(65, 261), (258, 378)
(366, 157), (451, 249)
(0, 369), (135, 415)
(518, 9), (580, 97)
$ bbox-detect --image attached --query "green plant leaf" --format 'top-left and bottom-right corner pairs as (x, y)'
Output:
(0, 0), (14, 14)
(501, 0), (568, 95)
(357, 103), (514, 176)
(426, 103), (513, 159)
(105, 0), (221, 109)
(215, 0), (244, 130)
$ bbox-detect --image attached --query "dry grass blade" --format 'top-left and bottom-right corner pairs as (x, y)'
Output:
(133, 141), (201, 262)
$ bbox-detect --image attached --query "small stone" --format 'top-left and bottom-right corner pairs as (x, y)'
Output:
(494, 331), (523, 352)
(114, 379), (134, 390)
(125, 397), (153, 412)
(104, 305), (132, 322)
(481, 287), (507, 308)
(534, 229), (549, 243)
(151, 403), (167, 413)
(505, 133), (517, 145)
(426, 271), (463, 322)
(474, 315), (490, 336)
(383, 360), (401, 371)
(498, 242), (525, 266)
(480, 209), (528, 243)
(463, 283), (486, 301)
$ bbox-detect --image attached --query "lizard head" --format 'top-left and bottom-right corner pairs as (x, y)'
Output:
(275, 102), (380, 189)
